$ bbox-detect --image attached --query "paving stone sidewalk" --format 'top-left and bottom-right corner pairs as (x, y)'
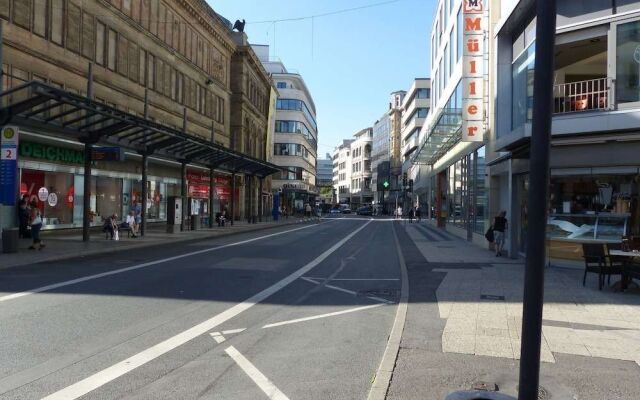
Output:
(0, 218), (316, 270)
(386, 221), (640, 400)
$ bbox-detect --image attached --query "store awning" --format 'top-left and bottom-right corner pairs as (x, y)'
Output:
(0, 81), (280, 178)
(411, 107), (462, 165)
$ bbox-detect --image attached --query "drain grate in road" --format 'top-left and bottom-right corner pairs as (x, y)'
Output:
(480, 294), (505, 301)
(472, 381), (499, 392)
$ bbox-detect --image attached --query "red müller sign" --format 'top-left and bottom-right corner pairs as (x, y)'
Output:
(462, 0), (486, 142)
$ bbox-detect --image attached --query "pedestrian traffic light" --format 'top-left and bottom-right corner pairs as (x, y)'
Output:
(402, 172), (407, 188)
(382, 180), (390, 189)
(408, 179), (413, 192)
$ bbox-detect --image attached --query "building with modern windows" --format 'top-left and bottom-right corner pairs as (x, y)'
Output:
(401, 78), (431, 211)
(0, 0), (279, 234)
(332, 140), (353, 205)
(254, 45), (319, 214)
(372, 112), (391, 207)
(349, 128), (373, 208)
(316, 153), (334, 205)
(491, 0), (640, 259)
(412, 0), (492, 243)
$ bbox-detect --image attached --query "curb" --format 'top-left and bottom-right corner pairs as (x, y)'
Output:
(367, 221), (410, 400)
(1, 220), (311, 270)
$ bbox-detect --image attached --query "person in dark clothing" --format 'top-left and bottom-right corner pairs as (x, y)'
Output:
(18, 199), (30, 238)
(416, 207), (422, 222)
(493, 211), (508, 257)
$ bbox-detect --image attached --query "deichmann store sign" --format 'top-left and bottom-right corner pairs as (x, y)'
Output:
(462, 0), (486, 142)
(19, 141), (85, 164)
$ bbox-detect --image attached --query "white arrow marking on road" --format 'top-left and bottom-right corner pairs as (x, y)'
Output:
(222, 328), (246, 335)
(225, 345), (290, 400)
(210, 332), (226, 344)
(300, 277), (393, 304)
(262, 303), (387, 329)
(40, 220), (372, 400)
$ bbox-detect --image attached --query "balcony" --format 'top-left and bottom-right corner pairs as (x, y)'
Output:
(553, 77), (611, 114)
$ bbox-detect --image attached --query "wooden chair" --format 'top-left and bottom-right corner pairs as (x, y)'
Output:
(582, 243), (609, 290)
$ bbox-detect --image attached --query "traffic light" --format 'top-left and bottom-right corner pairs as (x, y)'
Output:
(408, 179), (413, 193)
(382, 179), (390, 189)
(402, 172), (407, 188)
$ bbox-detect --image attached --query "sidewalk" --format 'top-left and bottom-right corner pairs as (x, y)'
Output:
(386, 221), (640, 400)
(0, 217), (318, 270)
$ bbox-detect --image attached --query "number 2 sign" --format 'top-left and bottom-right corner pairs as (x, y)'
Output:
(1, 147), (17, 160)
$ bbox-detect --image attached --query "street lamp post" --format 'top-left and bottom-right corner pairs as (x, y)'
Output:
(518, 1), (557, 399)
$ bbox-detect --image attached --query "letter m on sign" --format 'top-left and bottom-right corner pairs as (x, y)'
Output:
(465, 17), (482, 32)
(464, 0), (484, 13)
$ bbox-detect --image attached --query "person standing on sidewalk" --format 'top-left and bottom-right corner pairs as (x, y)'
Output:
(18, 199), (31, 238)
(28, 208), (44, 250)
(493, 211), (508, 257)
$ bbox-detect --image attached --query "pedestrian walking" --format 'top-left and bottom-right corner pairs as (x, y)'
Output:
(305, 203), (312, 217)
(18, 199), (31, 238)
(493, 211), (508, 257)
(28, 207), (44, 250)
(416, 207), (422, 222)
(408, 207), (414, 223)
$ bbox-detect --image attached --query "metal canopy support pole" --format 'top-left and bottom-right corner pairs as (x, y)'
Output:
(180, 161), (187, 232)
(141, 89), (150, 236)
(209, 121), (215, 228)
(518, 2), (556, 400)
(259, 178), (264, 222)
(87, 63), (94, 99)
(247, 175), (253, 223)
(0, 20), (3, 95)
(82, 140), (94, 242)
(141, 153), (148, 236)
(231, 173), (236, 226)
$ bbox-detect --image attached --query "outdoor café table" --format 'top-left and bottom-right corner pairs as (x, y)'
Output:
(609, 249), (640, 291)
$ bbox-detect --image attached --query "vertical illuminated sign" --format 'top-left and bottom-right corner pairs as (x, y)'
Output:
(462, 0), (485, 142)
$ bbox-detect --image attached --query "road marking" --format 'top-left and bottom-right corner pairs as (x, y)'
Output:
(262, 303), (386, 329)
(303, 277), (399, 281)
(40, 220), (372, 400)
(0, 223), (324, 303)
(301, 277), (393, 304)
(222, 328), (246, 335)
(210, 333), (226, 344)
(225, 345), (290, 400)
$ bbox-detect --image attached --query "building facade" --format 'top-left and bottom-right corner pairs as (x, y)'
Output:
(412, 0), (491, 243)
(316, 153), (334, 206)
(332, 139), (353, 205)
(491, 0), (640, 259)
(0, 0), (276, 232)
(372, 112), (391, 208)
(349, 127), (373, 208)
(256, 46), (319, 214)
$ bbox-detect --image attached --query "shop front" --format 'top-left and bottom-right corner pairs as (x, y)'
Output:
(186, 169), (237, 220)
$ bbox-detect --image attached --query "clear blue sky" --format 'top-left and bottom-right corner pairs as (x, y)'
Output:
(210, 0), (436, 156)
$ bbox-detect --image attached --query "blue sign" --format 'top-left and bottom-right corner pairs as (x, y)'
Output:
(0, 126), (19, 206)
(92, 146), (124, 161)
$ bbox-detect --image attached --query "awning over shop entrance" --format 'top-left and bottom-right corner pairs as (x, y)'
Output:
(412, 107), (462, 165)
(0, 81), (280, 177)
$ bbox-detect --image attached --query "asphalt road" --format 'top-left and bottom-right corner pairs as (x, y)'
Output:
(0, 217), (401, 400)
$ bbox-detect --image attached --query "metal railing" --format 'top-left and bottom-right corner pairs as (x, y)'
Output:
(553, 77), (611, 114)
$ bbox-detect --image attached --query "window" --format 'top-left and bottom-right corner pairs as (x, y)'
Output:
(417, 108), (428, 118)
(417, 88), (429, 98)
(108, 29), (117, 71)
(67, 2), (81, 53)
(156, 59), (164, 93)
(276, 99), (317, 131)
(96, 22), (105, 65)
(0, 0), (8, 20)
(118, 35), (128, 76)
(457, 9), (462, 62)
(512, 41), (535, 129)
(147, 53), (155, 90)
(444, 44), (449, 81)
(82, 13), (95, 60)
(129, 43), (138, 82)
(158, 4), (166, 41)
(449, 27), (455, 70)
(33, 0), (47, 37)
(277, 82), (287, 89)
(139, 50), (146, 85)
(150, 0), (158, 35)
(13, 0), (30, 29)
(616, 20), (640, 104)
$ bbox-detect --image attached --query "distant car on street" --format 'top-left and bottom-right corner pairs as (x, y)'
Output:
(356, 206), (372, 216)
(330, 208), (342, 214)
(341, 207), (352, 214)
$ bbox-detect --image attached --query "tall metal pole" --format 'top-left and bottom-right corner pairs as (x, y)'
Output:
(258, 177), (264, 222)
(518, 2), (556, 399)
(82, 141), (93, 242)
(231, 173), (236, 226)
(141, 89), (149, 236)
(180, 161), (187, 232)
(87, 63), (94, 100)
(209, 122), (215, 228)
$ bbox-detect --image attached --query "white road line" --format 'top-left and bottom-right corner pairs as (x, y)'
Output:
(225, 346), (290, 400)
(210, 333), (226, 344)
(0, 223), (321, 303)
(262, 304), (386, 329)
(303, 277), (399, 281)
(40, 220), (372, 400)
(300, 277), (393, 304)
(222, 328), (246, 335)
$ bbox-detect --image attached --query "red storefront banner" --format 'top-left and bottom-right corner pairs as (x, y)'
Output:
(187, 170), (234, 200)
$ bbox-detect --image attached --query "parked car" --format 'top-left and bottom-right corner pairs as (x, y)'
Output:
(357, 206), (372, 216)
(341, 207), (352, 214)
(330, 208), (342, 214)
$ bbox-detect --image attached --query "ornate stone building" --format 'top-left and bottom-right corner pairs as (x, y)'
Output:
(0, 0), (275, 231)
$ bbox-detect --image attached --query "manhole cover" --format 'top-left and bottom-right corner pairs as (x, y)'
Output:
(472, 382), (499, 392)
(516, 386), (550, 400)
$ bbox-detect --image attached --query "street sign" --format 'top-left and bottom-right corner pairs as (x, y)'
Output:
(0, 126), (19, 205)
(92, 146), (124, 161)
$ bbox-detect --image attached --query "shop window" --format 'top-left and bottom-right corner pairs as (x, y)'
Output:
(21, 169), (75, 226)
